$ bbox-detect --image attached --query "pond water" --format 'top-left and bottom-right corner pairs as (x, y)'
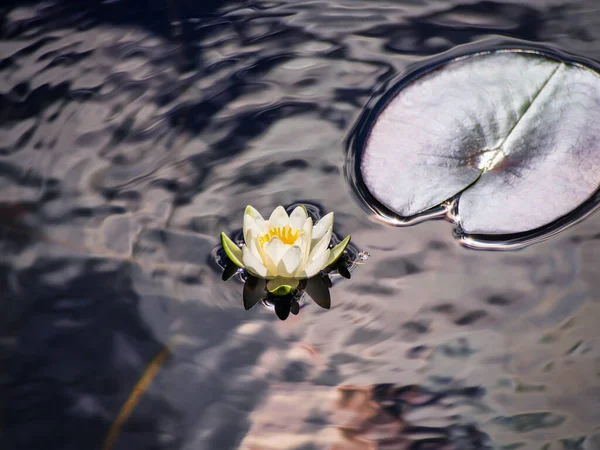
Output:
(1, 1), (600, 449)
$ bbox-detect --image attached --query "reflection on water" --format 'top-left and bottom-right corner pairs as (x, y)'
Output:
(243, 384), (491, 449)
(1, 0), (600, 449)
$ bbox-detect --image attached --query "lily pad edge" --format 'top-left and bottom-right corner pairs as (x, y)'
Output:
(346, 42), (600, 251)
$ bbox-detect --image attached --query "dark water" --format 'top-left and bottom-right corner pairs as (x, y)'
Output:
(2, 1), (600, 449)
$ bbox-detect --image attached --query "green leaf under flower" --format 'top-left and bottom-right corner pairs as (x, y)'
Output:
(326, 235), (351, 267)
(266, 278), (299, 296)
(220, 232), (245, 268)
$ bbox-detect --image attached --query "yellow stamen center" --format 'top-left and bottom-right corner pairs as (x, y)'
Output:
(259, 226), (301, 246)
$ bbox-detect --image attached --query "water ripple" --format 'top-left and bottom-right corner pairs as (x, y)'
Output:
(2, 0), (600, 449)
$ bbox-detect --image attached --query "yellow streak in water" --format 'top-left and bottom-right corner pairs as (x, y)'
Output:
(102, 346), (171, 450)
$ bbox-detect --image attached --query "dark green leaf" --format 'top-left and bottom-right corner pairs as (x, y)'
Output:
(338, 266), (351, 279)
(305, 276), (331, 309)
(221, 260), (239, 281)
(243, 276), (265, 310)
(290, 301), (300, 315)
(275, 299), (291, 320)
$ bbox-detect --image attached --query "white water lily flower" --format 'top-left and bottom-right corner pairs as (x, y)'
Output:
(221, 205), (351, 295)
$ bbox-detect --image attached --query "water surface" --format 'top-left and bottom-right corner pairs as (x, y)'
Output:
(1, 0), (600, 449)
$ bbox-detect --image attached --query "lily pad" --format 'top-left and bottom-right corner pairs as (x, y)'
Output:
(356, 50), (600, 247)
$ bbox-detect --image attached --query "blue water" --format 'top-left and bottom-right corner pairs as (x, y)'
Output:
(1, 1), (600, 449)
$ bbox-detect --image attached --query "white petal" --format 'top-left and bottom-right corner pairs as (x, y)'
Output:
(245, 205), (266, 226)
(301, 217), (313, 264)
(277, 245), (302, 277)
(308, 228), (332, 264)
(246, 229), (263, 261)
(268, 206), (289, 228)
(242, 246), (268, 278)
(244, 205), (266, 244)
(254, 238), (277, 275)
(292, 234), (307, 276)
(303, 249), (331, 278)
(289, 206), (308, 229)
(311, 212), (333, 249)
(243, 218), (260, 246)
(265, 237), (287, 265)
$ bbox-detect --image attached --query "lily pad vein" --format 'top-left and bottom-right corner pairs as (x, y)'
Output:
(451, 62), (564, 204)
(488, 62), (563, 167)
